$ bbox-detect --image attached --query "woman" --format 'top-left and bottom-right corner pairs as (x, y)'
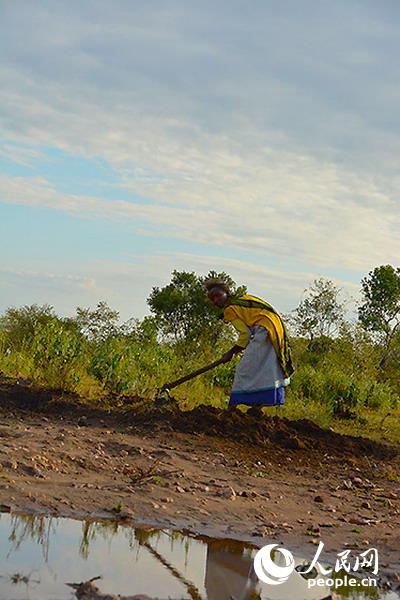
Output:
(205, 279), (293, 408)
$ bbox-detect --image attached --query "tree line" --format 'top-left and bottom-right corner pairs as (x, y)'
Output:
(0, 265), (399, 418)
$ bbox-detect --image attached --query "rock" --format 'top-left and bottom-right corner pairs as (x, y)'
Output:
(118, 508), (134, 520)
(352, 477), (364, 487)
(176, 485), (185, 493)
(314, 495), (324, 503)
(22, 464), (45, 478)
(349, 517), (369, 526)
(220, 486), (236, 500)
(263, 521), (278, 528)
(2, 459), (18, 470)
(252, 526), (269, 537)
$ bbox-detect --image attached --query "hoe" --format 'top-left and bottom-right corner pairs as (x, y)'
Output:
(154, 356), (226, 406)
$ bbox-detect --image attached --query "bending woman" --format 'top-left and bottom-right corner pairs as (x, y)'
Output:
(205, 279), (294, 408)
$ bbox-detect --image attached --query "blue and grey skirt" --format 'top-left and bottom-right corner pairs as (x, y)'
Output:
(229, 325), (289, 407)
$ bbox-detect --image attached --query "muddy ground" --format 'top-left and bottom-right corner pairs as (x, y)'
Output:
(0, 374), (399, 589)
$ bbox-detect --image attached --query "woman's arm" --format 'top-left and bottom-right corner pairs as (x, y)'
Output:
(220, 319), (250, 362)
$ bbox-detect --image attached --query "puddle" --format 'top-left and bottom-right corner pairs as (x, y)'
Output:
(0, 512), (398, 599)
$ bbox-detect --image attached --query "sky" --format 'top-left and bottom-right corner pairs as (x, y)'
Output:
(1, 0), (399, 321)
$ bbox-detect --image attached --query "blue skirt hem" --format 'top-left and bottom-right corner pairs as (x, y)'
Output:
(229, 386), (285, 407)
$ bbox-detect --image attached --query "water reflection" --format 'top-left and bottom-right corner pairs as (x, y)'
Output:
(0, 512), (397, 600)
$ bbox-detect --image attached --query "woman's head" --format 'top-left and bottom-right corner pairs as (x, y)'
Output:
(204, 279), (231, 308)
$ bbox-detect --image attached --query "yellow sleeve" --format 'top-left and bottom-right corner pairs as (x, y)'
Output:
(223, 305), (236, 323)
(230, 319), (250, 348)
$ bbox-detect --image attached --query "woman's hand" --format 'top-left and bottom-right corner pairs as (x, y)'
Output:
(221, 349), (235, 363)
(220, 345), (244, 363)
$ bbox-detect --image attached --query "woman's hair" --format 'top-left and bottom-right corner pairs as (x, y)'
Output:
(204, 278), (231, 295)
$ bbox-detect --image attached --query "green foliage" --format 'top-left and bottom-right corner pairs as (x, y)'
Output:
(0, 304), (56, 350)
(88, 338), (142, 394)
(0, 265), (399, 444)
(31, 319), (87, 390)
(358, 265), (400, 370)
(74, 301), (121, 342)
(359, 265), (400, 337)
(147, 269), (246, 342)
(289, 278), (345, 340)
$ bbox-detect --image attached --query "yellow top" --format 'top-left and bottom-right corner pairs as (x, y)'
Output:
(223, 294), (293, 377)
(230, 318), (251, 348)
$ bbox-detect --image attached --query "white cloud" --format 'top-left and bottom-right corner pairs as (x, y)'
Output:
(0, 0), (399, 319)
(1, 157), (398, 272)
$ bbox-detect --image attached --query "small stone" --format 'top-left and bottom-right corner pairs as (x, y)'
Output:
(252, 526), (269, 537)
(314, 495), (324, 503)
(176, 485), (185, 493)
(352, 477), (364, 487)
(263, 521), (277, 528)
(349, 517), (368, 525)
(2, 460), (18, 470)
(218, 486), (237, 500)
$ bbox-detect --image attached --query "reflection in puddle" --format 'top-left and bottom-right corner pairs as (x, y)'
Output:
(0, 512), (397, 599)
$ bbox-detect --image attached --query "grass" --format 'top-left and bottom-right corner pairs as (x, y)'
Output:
(1, 325), (399, 447)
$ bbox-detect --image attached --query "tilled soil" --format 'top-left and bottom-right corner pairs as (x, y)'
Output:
(0, 374), (399, 588)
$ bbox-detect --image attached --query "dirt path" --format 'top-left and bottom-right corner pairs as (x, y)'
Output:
(0, 374), (399, 589)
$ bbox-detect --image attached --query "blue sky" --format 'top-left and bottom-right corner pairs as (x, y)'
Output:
(1, 0), (399, 320)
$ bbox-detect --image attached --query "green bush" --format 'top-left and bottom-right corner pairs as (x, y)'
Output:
(31, 320), (87, 390)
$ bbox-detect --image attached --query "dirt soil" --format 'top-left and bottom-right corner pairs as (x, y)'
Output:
(0, 374), (399, 590)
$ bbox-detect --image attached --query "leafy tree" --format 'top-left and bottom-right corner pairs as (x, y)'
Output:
(147, 270), (246, 342)
(289, 278), (345, 341)
(73, 301), (120, 342)
(120, 315), (159, 344)
(358, 265), (400, 367)
(0, 304), (56, 350)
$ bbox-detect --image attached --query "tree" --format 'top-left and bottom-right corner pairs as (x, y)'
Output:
(358, 265), (400, 367)
(73, 301), (120, 342)
(289, 278), (345, 341)
(147, 270), (246, 342)
(0, 304), (56, 350)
